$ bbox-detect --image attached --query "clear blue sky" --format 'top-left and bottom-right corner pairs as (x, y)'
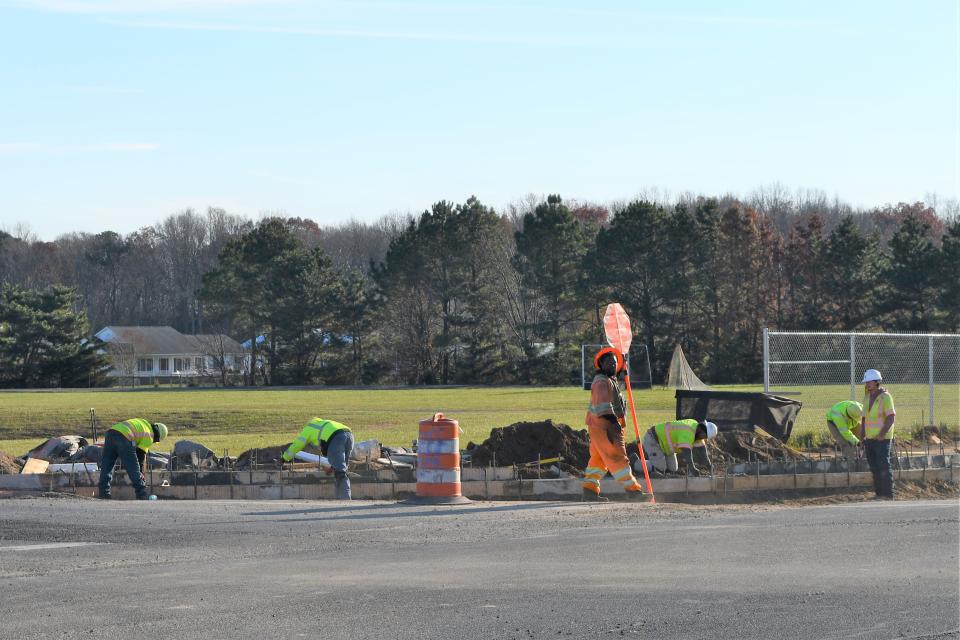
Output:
(1, 0), (958, 240)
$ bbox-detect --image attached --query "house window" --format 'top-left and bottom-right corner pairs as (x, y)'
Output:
(195, 357), (203, 370)
(174, 358), (185, 372)
(137, 358), (153, 373)
(159, 358), (169, 373)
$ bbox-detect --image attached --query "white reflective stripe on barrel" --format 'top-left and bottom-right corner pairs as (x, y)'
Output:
(417, 468), (461, 484)
(418, 439), (458, 454)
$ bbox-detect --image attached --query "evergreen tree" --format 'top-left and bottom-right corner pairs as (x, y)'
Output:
(513, 195), (588, 384)
(595, 200), (684, 382)
(939, 220), (960, 331)
(820, 217), (884, 329)
(883, 213), (942, 330)
(200, 219), (341, 385)
(0, 284), (110, 388)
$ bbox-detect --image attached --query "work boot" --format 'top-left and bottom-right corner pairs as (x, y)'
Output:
(582, 489), (609, 503)
(97, 494), (112, 500)
(623, 489), (645, 501)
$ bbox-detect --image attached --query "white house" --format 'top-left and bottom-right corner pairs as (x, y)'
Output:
(95, 326), (249, 383)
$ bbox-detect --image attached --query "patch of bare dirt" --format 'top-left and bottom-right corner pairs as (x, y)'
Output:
(707, 430), (808, 463)
(0, 451), (23, 474)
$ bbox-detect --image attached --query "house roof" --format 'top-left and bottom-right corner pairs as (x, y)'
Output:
(187, 334), (247, 354)
(96, 326), (246, 355)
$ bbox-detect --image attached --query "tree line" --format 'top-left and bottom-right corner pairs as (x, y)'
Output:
(1, 188), (958, 387)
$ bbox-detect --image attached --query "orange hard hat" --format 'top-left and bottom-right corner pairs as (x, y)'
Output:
(594, 347), (625, 374)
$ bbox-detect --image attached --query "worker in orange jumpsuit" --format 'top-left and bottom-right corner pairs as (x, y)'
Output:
(582, 347), (644, 502)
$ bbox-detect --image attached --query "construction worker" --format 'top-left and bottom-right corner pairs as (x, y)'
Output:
(861, 369), (896, 499)
(639, 418), (718, 476)
(582, 347), (644, 502)
(826, 400), (863, 458)
(98, 418), (168, 500)
(282, 418), (354, 500)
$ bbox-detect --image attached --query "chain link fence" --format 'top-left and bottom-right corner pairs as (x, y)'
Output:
(763, 330), (960, 440)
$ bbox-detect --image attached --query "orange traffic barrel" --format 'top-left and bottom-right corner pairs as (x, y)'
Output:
(407, 413), (470, 504)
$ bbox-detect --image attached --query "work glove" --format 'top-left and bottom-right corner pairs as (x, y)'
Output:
(139, 473), (147, 485)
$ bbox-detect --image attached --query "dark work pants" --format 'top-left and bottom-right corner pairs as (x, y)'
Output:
(865, 439), (894, 498)
(326, 430), (354, 500)
(98, 429), (148, 499)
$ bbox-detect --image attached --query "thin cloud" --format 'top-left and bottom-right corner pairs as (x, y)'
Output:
(0, 142), (159, 153)
(62, 84), (144, 94)
(6, 0), (298, 12)
(106, 19), (577, 45)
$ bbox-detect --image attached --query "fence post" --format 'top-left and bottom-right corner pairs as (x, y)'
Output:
(227, 449), (233, 500)
(849, 334), (856, 401)
(763, 328), (770, 392)
(928, 336), (935, 428)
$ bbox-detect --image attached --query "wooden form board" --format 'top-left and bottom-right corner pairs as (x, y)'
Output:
(20, 458), (50, 474)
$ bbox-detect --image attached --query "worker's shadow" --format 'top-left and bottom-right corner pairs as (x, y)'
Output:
(241, 501), (586, 522)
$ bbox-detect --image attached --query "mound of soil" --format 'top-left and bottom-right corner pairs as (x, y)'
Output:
(0, 451), (23, 474)
(707, 430), (808, 463)
(465, 420), (591, 470)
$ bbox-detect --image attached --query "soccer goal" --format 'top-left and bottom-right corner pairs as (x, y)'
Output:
(580, 343), (652, 390)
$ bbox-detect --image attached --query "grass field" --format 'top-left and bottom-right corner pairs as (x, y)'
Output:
(0, 386), (685, 456)
(0, 383), (955, 457)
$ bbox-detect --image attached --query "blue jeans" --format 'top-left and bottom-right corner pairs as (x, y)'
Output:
(865, 439), (894, 498)
(98, 429), (148, 499)
(326, 430), (354, 500)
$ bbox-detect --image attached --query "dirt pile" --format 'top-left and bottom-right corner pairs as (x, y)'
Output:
(0, 452), (23, 474)
(466, 420), (591, 470)
(707, 430), (808, 463)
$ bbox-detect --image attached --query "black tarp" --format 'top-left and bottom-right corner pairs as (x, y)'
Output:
(675, 390), (802, 442)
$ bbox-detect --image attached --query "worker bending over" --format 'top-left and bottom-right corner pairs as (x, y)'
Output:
(582, 347), (644, 502)
(98, 418), (168, 500)
(640, 419), (717, 476)
(825, 400), (863, 458)
(282, 418), (355, 500)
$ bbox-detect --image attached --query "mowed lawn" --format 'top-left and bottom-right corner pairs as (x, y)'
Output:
(0, 386), (684, 456)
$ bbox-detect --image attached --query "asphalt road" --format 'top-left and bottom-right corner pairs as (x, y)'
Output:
(0, 497), (957, 640)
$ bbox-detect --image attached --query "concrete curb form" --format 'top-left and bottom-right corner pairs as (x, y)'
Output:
(1, 466), (955, 502)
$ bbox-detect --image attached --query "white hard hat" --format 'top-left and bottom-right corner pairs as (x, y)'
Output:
(703, 421), (718, 440)
(861, 369), (882, 384)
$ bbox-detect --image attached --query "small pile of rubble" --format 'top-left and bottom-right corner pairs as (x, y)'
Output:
(707, 430), (808, 464)
(0, 451), (23, 474)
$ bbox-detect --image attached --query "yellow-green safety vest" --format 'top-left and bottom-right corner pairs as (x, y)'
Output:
(282, 418), (351, 461)
(826, 401), (862, 446)
(109, 418), (154, 452)
(863, 391), (895, 440)
(653, 419), (699, 454)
